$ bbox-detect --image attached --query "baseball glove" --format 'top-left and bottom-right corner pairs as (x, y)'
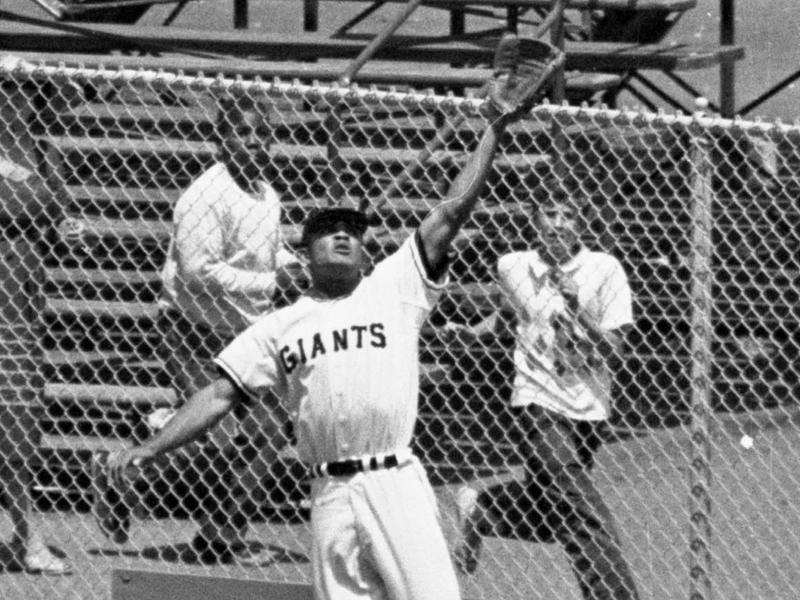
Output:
(487, 33), (565, 118)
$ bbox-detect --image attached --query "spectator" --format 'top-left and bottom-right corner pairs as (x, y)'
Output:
(93, 94), (307, 566)
(0, 151), (71, 575)
(451, 184), (640, 599)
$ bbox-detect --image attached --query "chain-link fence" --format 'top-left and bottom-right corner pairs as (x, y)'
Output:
(0, 56), (798, 600)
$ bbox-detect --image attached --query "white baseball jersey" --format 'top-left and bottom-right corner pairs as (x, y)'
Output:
(160, 162), (295, 336)
(498, 246), (633, 421)
(215, 235), (447, 465)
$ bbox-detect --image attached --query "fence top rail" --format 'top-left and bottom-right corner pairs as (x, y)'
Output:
(1, 54), (794, 136)
(3, 50), (620, 91)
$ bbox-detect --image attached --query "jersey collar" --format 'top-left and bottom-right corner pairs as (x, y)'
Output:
(530, 245), (588, 278)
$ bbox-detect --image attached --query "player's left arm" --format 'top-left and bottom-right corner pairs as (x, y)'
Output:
(416, 116), (512, 274)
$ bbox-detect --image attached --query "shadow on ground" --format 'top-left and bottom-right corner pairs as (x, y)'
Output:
(87, 541), (308, 566)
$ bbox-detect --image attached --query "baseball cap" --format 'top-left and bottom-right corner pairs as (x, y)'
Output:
(301, 207), (368, 245)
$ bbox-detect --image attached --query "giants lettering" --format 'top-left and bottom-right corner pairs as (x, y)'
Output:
(279, 322), (387, 374)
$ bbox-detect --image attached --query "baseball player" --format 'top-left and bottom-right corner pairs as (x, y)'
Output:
(103, 33), (560, 599)
(451, 183), (640, 598)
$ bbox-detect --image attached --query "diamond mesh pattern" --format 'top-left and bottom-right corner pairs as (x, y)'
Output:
(0, 58), (798, 600)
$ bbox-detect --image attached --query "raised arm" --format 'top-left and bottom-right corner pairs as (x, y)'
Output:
(415, 33), (563, 272)
(417, 117), (511, 271)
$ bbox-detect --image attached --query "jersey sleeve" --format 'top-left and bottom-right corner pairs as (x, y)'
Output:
(214, 318), (286, 402)
(367, 234), (449, 316)
(597, 257), (634, 331)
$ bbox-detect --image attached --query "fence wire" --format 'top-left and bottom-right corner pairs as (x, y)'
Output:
(0, 57), (798, 600)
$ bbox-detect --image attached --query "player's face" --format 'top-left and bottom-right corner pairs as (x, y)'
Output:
(219, 109), (271, 185)
(306, 221), (365, 277)
(536, 199), (582, 263)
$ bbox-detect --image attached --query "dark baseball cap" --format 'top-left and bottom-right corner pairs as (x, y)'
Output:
(301, 207), (368, 245)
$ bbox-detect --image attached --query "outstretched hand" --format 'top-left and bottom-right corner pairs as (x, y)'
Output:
(105, 446), (154, 489)
(486, 33), (565, 120)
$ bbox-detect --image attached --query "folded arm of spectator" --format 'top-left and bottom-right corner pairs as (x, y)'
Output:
(175, 205), (283, 298)
(554, 273), (631, 367)
(567, 306), (629, 365)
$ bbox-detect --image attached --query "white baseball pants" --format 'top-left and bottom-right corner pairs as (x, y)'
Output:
(310, 455), (461, 600)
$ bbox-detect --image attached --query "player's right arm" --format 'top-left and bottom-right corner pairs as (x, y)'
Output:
(105, 376), (245, 487)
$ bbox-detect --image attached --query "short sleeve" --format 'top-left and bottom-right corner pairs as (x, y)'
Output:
(496, 252), (545, 322)
(597, 258), (634, 331)
(496, 253), (525, 311)
(367, 235), (448, 314)
(214, 318), (287, 402)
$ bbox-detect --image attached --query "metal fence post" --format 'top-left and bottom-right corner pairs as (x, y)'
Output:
(688, 100), (715, 600)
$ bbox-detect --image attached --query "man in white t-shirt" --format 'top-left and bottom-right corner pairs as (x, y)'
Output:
(94, 95), (306, 565)
(452, 184), (640, 599)
(101, 79), (522, 598)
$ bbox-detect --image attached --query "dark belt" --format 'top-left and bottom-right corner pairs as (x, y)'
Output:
(310, 453), (400, 479)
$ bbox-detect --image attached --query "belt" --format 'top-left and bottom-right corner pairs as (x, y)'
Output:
(309, 453), (401, 479)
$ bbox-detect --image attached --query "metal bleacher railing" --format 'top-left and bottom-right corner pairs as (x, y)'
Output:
(0, 0), (746, 117)
(0, 56), (799, 600)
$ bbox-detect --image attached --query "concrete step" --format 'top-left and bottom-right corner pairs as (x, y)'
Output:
(43, 382), (177, 408)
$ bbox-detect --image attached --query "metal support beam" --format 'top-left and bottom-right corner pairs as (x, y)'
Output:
(506, 6), (519, 32)
(304, 0), (319, 31)
(738, 68), (800, 117)
(163, 0), (188, 26)
(719, 0), (735, 117)
(449, 4), (466, 73)
(338, 0), (424, 84)
(334, 1), (387, 37)
(449, 5), (465, 36)
(233, 0), (248, 29)
(548, 0), (567, 102)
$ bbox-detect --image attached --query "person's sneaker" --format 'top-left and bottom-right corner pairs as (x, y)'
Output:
(23, 547), (72, 576)
(91, 452), (131, 544)
(232, 543), (278, 568)
(454, 486), (483, 575)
